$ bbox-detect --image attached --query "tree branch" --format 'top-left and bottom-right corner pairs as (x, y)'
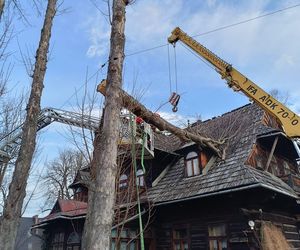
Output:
(97, 80), (224, 158)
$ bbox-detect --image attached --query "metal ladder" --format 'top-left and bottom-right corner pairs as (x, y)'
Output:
(0, 107), (101, 162)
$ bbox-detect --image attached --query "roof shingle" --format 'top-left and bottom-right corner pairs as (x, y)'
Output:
(148, 104), (297, 203)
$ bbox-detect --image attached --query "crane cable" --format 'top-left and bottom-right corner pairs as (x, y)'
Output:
(54, 2), (300, 113)
(3, 3), (298, 143)
(173, 45), (178, 94)
(167, 44), (172, 95)
(154, 44), (178, 113)
(166, 44), (181, 112)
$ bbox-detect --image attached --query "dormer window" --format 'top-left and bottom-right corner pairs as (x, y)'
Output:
(136, 169), (145, 187)
(185, 151), (200, 177)
(75, 187), (82, 194)
(119, 174), (128, 188)
(73, 186), (88, 202)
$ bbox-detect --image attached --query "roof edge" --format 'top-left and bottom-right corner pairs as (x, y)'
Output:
(153, 182), (297, 206)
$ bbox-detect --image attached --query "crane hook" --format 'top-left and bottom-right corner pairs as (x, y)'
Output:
(169, 92), (180, 113)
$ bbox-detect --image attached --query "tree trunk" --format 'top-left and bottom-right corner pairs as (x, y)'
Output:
(82, 0), (126, 249)
(98, 81), (224, 158)
(0, 0), (56, 248)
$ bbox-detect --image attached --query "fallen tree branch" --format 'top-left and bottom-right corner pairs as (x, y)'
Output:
(97, 80), (224, 158)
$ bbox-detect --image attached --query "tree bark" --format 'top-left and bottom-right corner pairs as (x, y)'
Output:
(97, 81), (224, 158)
(0, 0), (56, 248)
(82, 0), (126, 249)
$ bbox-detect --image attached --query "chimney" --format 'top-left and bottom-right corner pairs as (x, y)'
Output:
(32, 215), (39, 225)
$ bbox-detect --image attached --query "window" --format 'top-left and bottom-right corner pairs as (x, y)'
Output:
(74, 187), (88, 202)
(173, 226), (189, 250)
(51, 232), (64, 250)
(75, 187), (82, 194)
(185, 151), (200, 177)
(111, 229), (138, 250)
(119, 174), (128, 188)
(136, 169), (145, 187)
(67, 232), (81, 250)
(208, 224), (228, 250)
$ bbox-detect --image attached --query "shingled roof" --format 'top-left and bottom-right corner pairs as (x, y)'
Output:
(148, 104), (298, 204)
(39, 199), (87, 224)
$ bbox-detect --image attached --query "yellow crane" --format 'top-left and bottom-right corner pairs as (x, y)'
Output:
(168, 27), (300, 139)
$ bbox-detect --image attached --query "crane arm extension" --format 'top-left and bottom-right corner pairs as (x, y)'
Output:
(168, 27), (300, 138)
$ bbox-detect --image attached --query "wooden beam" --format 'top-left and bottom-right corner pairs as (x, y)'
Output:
(265, 136), (279, 172)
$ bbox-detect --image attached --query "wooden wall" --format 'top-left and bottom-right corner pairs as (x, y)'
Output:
(149, 190), (300, 250)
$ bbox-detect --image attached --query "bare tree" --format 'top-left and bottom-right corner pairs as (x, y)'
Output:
(43, 149), (86, 209)
(67, 72), (103, 165)
(0, 0), (57, 248)
(0, 8), (13, 97)
(81, 0), (224, 246)
(82, 0), (127, 248)
(0, 93), (26, 209)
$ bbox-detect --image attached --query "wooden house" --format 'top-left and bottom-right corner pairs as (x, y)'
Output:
(35, 103), (300, 250)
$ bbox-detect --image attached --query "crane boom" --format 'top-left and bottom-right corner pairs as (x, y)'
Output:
(168, 27), (300, 138)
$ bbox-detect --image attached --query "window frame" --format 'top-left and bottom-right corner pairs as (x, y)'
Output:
(136, 169), (145, 187)
(74, 186), (88, 202)
(111, 228), (139, 250)
(66, 232), (81, 250)
(172, 224), (190, 250)
(208, 223), (229, 250)
(184, 151), (201, 177)
(51, 231), (65, 250)
(119, 174), (128, 189)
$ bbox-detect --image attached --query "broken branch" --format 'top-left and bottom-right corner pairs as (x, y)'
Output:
(97, 80), (224, 158)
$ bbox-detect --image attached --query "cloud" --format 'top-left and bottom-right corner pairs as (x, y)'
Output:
(85, 1), (300, 67)
(84, 1), (300, 111)
(85, 13), (111, 58)
(84, 0), (184, 58)
(158, 111), (197, 128)
(125, 0), (183, 46)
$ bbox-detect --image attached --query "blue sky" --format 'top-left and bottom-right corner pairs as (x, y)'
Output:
(5, 0), (300, 216)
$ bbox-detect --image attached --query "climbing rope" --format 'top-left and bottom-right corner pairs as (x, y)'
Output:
(129, 114), (145, 250)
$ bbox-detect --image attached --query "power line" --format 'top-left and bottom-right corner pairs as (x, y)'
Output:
(59, 2), (300, 107)
(192, 2), (300, 38)
(1, 2), (299, 143)
(123, 2), (300, 57)
(125, 44), (167, 57)
(59, 67), (103, 109)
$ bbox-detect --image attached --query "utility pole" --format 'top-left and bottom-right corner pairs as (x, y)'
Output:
(82, 0), (127, 249)
(0, 0), (57, 248)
